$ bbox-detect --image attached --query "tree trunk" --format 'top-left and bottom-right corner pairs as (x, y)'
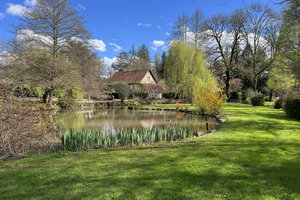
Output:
(253, 75), (258, 91)
(269, 89), (273, 101)
(225, 70), (231, 98)
(42, 89), (50, 104)
(48, 88), (54, 107)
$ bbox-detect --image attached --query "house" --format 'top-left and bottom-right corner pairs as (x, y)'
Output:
(107, 69), (162, 98)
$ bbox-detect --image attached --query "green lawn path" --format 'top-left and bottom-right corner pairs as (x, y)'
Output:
(0, 103), (299, 200)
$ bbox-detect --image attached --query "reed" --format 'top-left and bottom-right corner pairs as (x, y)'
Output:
(61, 127), (193, 151)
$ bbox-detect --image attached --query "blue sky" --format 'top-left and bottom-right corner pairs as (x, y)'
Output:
(0, 0), (278, 65)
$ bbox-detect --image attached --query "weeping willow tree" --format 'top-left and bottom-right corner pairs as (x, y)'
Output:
(165, 41), (222, 114)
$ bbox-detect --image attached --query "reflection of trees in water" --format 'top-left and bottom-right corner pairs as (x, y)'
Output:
(55, 111), (85, 131)
(55, 109), (219, 133)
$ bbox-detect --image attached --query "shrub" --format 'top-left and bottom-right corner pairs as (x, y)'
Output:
(284, 92), (300, 120)
(242, 89), (257, 101)
(31, 86), (44, 98)
(57, 95), (76, 109)
(54, 88), (66, 98)
(111, 82), (129, 101)
(251, 94), (265, 106)
(229, 91), (242, 102)
(274, 98), (283, 109)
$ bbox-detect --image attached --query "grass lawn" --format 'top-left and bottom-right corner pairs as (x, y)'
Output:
(0, 103), (300, 199)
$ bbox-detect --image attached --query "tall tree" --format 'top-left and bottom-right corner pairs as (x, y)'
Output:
(66, 40), (104, 100)
(111, 51), (130, 72)
(172, 13), (189, 43)
(203, 9), (246, 97)
(14, 0), (89, 106)
(189, 8), (204, 48)
(165, 41), (216, 102)
(277, 0), (300, 82)
(137, 44), (151, 63)
(242, 3), (277, 91)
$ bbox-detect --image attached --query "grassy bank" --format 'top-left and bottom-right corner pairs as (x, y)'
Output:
(0, 103), (299, 199)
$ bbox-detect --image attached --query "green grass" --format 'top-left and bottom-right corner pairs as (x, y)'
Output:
(1, 103), (300, 200)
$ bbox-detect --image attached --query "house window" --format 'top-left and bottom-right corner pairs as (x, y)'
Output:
(147, 76), (151, 82)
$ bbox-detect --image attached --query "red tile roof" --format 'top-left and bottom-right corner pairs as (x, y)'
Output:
(107, 69), (157, 84)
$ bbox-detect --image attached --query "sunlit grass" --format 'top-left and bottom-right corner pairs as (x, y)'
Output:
(0, 103), (299, 199)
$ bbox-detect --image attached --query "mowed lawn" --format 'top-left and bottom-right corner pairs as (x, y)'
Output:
(0, 103), (299, 200)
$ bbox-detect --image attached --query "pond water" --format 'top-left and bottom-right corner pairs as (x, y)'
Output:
(55, 108), (219, 133)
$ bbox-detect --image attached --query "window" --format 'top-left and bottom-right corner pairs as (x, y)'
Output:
(147, 76), (151, 82)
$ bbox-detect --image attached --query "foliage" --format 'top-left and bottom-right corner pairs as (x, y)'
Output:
(274, 98), (283, 109)
(54, 88), (66, 98)
(230, 78), (243, 91)
(12, 0), (89, 106)
(267, 54), (297, 93)
(30, 87), (44, 98)
(111, 82), (129, 101)
(250, 94), (265, 106)
(165, 41), (218, 106)
(284, 92), (300, 120)
(57, 95), (76, 109)
(193, 87), (223, 115)
(61, 127), (193, 151)
(229, 91), (242, 102)
(111, 44), (152, 72)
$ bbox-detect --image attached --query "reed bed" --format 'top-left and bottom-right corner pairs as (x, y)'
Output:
(61, 127), (193, 151)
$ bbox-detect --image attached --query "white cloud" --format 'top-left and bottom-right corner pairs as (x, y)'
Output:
(0, 13), (4, 20)
(155, 25), (161, 29)
(88, 39), (106, 52)
(152, 40), (165, 47)
(102, 56), (117, 77)
(137, 22), (152, 27)
(103, 56), (117, 67)
(151, 47), (157, 51)
(24, 0), (37, 6)
(165, 32), (170, 36)
(109, 42), (123, 52)
(6, 3), (27, 16)
(78, 4), (86, 10)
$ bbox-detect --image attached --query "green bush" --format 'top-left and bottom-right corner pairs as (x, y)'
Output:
(111, 82), (129, 101)
(251, 94), (265, 106)
(242, 89), (257, 101)
(274, 98), (283, 109)
(57, 95), (76, 109)
(70, 89), (84, 100)
(13, 86), (32, 97)
(31, 87), (44, 98)
(229, 91), (242, 101)
(284, 92), (300, 120)
(54, 88), (66, 98)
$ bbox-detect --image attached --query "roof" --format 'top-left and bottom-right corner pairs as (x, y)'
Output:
(107, 69), (157, 84)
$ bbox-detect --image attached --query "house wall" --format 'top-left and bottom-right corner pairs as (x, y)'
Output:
(140, 71), (156, 84)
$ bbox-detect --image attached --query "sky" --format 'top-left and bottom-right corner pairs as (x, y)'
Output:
(0, 0), (278, 67)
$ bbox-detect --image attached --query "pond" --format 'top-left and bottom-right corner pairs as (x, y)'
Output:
(55, 107), (219, 133)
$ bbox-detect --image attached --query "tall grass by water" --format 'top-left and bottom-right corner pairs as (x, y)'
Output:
(61, 127), (193, 151)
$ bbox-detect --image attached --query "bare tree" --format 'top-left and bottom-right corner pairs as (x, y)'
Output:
(189, 8), (204, 48)
(66, 40), (104, 100)
(172, 13), (189, 43)
(13, 0), (89, 106)
(242, 3), (277, 91)
(203, 9), (246, 97)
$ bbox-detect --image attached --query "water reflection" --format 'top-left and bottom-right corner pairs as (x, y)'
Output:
(55, 108), (219, 133)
